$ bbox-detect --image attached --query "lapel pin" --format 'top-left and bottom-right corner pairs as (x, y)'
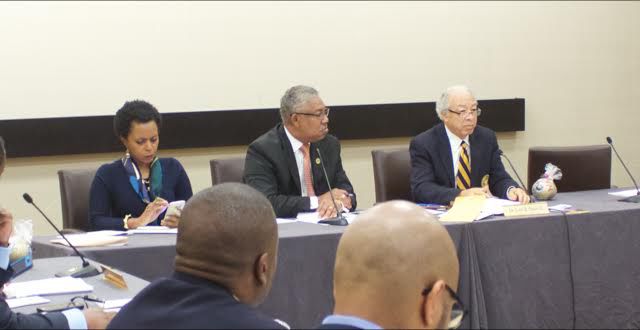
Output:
(315, 158), (321, 165)
(481, 174), (490, 188)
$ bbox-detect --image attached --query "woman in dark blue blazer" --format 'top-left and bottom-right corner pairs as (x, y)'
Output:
(89, 100), (193, 231)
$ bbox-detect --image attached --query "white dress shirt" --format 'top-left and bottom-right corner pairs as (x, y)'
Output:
(283, 127), (319, 209)
(444, 125), (471, 179)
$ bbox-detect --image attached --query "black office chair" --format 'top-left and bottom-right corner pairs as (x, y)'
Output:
(58, 168), (98, 233)
(209, 157), (246, 185)
(371, 148), (412, 203)
(527, 145), (611, 192)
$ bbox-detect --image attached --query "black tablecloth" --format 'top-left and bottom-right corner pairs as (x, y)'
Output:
(31, 189), (640, 329)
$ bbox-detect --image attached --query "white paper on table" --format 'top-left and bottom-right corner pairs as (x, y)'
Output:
(4, 277), (93, 299)
(276, 218), (297, 224)
(99, 298), (132, 310)
(6, 296), (50, 308)
(296, 209), (356, 225)
(475, 197), (520, 220)
(50, 235), (128, 247)
(549, 204), (573, 211)
(608, 189), (640, 198)
(128, 226), (177, 234)
(57, 230), (127, 239)
(426, 209), (446, 217)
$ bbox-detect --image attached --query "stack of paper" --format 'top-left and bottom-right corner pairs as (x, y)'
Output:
(128, 226), (177, 234)
(51, 233), (128, 247)
(608, 189), (640, 198)
(276, 218), (297, 225)
(6, 296), (50, 308)
(4, 277), (93, 298)
(440, 195), (486, 223)
(476, 197), (520, 220)
(438, 196), (523, 222)
(99, 298), (132, 313)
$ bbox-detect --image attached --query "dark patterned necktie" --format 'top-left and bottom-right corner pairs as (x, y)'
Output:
(456, 141), (471, 190)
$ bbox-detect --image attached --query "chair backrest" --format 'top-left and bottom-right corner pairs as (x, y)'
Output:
(371, 148), (412, 203)
(527, 145), (611, 193)
(58, 168), (97, 232)
(210, 157), (246, 185)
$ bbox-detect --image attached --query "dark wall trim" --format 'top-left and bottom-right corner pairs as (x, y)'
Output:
(0, 98), (524, 158)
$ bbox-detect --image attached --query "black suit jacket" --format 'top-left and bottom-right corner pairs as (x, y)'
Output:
(410, 123), (517, 205)
(108, 271), (286, 329)
(243, 124), (356, 218)
(0, 267), (69, 329)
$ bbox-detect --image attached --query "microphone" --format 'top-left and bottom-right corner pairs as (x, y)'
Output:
(315, 148), (349, 226)
(606, 137), (640, 203)
(498, 150), (536, 202)
(23, 193), (100, 278)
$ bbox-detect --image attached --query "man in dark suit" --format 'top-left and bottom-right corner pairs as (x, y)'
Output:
(319, 201), (463, 329)
(0, 136), (112, 330)
(108, 183), (286, 329)
(410, 85), (530, 205)
(244, 85), (356, 218)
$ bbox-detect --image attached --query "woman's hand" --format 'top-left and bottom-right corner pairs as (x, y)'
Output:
(129, 198), (168, 229)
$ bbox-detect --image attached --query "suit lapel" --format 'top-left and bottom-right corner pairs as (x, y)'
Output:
(436, 124), (455, 187)
(469, 132), (481, 187)
(277, 125), (302, 193)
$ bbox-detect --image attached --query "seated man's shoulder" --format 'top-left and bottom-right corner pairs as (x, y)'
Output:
(111, 276), (286, 329)
(471, 125), (497, 140)
(249, 126), (281, 148)
(411, 124), (443, 147)
(316, 133), (340, 147)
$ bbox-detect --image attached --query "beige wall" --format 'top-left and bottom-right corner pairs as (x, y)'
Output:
(1, 1), (639, 235)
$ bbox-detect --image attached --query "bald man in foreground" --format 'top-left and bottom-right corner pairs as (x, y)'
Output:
(320, 201), (464, 329)
(108, 183), (286, 329)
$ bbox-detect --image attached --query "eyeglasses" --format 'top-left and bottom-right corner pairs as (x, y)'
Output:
(292, 107), (330, 118)
(422, 284), (466, 329)
(70, 294), (105, 308)
(447, 108), (482, 118)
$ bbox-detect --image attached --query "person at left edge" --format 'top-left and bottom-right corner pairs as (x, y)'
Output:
(89, 100), (193, 231)
(0, 136), (114, 329)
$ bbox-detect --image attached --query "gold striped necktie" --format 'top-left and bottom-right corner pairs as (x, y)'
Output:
(456, 141), (471, 190)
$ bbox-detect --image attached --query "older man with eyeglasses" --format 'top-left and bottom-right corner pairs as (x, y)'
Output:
(244, 85), (356, 218)
(319, 200), (463, 329)
(410, 85), (530, 205)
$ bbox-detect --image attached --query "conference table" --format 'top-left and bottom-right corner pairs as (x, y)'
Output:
(31, 189), (640, 329)
(11, 257), (149, 314)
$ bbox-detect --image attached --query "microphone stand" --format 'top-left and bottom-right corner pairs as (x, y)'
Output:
(499, 150), (537, 203)
(315, 148), (349, 226)
(607, 137), (640, 203)
(23, 193), (100, 278)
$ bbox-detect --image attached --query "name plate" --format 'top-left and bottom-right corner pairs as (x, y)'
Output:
(101, 265), (128, 289)
(503, 202), (550, 217)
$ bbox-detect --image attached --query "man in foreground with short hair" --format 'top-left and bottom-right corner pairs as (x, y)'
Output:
(320, 201), (463, 329)
(243, 85), (356, 218)
(410, 85), (530, 205)
(108, 183), (286, 329)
